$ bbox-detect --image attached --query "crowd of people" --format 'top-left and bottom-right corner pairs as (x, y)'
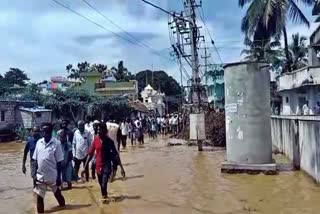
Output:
(21, 113), (185, 213)
(144, 114), (184, 139)
(22, 116), (126, 213)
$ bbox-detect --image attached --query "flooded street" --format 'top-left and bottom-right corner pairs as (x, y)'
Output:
(1, 137), (320, 214)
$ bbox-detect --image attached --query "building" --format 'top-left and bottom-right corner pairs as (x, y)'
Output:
(141, 84), (165, 116)
(95, 81), (138, 100)
(270, 72), (281, 115)
(205, 64), (225, 109)
(277, 5), (320, 115)
(17, 107), (52, 129)
(0, 100), (51, 131)
(129, 100), (149, 118)
(78, 71), (138, 100)
(39, 76), (69, 94)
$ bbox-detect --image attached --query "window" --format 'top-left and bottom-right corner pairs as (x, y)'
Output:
(35, 112), (42, 118)
(286, 97), (289, 103)
(1, 111), (5, 122)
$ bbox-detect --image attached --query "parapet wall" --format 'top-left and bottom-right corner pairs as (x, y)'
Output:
(271, 115), (320, 182)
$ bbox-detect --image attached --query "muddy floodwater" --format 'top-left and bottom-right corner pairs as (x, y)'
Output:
(1, 137), (320, 214)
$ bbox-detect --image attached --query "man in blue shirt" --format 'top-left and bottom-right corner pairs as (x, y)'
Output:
(22, 126), (41, 179)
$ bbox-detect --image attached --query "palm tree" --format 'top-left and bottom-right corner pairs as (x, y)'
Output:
(241, 37), (284, 72)
(239, 0), (313, 73)
(289, 33), (308, 70)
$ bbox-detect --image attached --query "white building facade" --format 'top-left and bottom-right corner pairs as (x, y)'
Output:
(140, 84), (165, 116)
(278, 67), (320, 115)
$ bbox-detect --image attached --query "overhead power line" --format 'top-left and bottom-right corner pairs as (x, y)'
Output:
(50, 0), (175, 63)
(140, 0), (189, 23)
(140, 0), (173, 16)
(81, 0), (159, 52)
(197, 5), (223, 64)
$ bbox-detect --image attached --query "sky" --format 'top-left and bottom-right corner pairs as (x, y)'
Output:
(0, 0), (318, 84)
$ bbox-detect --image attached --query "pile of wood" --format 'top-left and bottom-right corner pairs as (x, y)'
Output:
(175, 110), (226, 147)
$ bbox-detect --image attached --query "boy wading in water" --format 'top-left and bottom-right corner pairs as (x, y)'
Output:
(83, 123), (125, 202)
(32, 123), (65, 213)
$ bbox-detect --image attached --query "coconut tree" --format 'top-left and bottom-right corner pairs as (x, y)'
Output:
(239, 0), (313, 73)
(289, 33), (308, 70)
(241, 37), (283, 60)
(241, 36), (284, 72)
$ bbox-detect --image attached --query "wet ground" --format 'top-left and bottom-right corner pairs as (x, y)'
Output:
(1, 137), (320, 214)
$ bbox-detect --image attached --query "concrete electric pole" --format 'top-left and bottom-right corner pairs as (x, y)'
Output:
(151, 0), (206, 151)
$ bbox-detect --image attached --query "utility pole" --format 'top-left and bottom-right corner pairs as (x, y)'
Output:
(172, 44), (184, 111)
(167, 0), (206, 151)
(201, 45), (211, 86)
(186, 0), (201, 112)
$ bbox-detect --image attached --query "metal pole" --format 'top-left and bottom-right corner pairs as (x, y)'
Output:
(186, 0), (200, 112)
(177, 29), (184, 111)
(204, 46), (208, 86)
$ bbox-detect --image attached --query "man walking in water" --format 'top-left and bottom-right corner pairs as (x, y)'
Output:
(32, 123), (65, 213)
(72, 120), (93, 182)
(59, 119), (74, 143)
(83, 122), (125, 202)
(120, 118), (129, 149)
(22, 126), (41, 179)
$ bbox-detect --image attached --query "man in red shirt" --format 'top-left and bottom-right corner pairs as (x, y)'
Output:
(83, 122), (125, 200)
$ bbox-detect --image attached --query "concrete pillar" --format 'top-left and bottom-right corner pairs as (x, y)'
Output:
(221, 62), (275, 174)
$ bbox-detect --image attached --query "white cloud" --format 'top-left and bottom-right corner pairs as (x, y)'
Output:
(0, 0), (177, 82)
(0, 0), (318, 85)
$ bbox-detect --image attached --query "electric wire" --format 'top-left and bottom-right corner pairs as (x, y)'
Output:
(50, 0), (175, 63)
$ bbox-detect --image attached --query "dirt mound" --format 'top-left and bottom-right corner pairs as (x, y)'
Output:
(205, 110), (225, 147)
(175, 110), (226, 147)
(175, 123), (189, 140)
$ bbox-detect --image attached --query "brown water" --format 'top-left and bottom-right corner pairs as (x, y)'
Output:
(1, 138), (320, 214)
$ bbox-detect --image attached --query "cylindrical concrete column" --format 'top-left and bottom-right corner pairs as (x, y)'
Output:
(224, 62), (272, 164)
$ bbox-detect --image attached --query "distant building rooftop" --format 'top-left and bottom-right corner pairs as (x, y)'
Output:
(129, 100), (149, 113)
(19, 106), (52, 113)
(50, 76), (67, 83)
(80, 71), (101, 77)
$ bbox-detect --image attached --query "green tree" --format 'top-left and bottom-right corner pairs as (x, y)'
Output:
(241, 37), (283, 61)
(239, 0), (313, 73)
(91, 64), (108, 74)
(4, 68), (30, 86)
(66, 61), (91, 81)
(241, 37), (284, 72)
(111, 61), (133, 82)
(19, 83), (45, 104)
(289, 33), (308, 70)
(44, 88), (131, 123)
(135, 70), (181, 96)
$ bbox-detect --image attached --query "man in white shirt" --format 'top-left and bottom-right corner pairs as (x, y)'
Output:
(72, 120), (93, 182)
(172, 115), (178, 134)
(106, 120), (120, 152)
(120, 118), (129, 149)
(32, 123), (65, 213)
(85, 115), (94, 136)
(169, 115), (174, 133)
(86, 118), (99, 180)
(302, 102), (310, 115)
(160, 117), (166, 135)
